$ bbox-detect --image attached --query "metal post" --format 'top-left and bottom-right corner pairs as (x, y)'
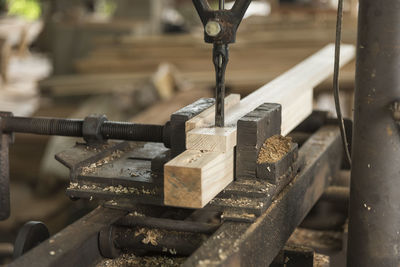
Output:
(0, 133), (11, 220)
(347, 1), (400, 266)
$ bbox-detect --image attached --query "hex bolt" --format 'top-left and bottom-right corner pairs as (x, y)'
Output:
(205, 20), (222, 37)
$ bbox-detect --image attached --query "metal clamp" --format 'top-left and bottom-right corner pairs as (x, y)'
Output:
(193, 0), (252, 44)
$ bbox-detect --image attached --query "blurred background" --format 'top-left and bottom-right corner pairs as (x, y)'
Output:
(0, 0), (357, 264)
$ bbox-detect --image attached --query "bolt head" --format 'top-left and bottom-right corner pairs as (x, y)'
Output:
(205, 21), (222, 37)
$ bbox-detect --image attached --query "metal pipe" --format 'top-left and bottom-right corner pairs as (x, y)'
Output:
(113, 226), (206, 256)
(347, 1), (400, 266)
(0, 134), (11, 220)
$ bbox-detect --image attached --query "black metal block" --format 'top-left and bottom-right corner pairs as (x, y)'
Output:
(256, 143), (298, 184)
(170, 98), (214, 157)
(151, 149), (171, 174)
(237, 103), (281, 148)
(236, 103), (281, 179)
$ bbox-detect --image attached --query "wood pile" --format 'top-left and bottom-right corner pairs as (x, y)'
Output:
(40, 13), (357, 98)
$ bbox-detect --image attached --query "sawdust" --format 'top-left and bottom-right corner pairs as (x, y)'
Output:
(314, 253), (330, 267)
(127, 211), (145, 217)
(210, 197), (264, 209)
(103, 185), (154, 195)
(97, 254), (185, 267)
(257, 135), (292, 164)
(81, 150), (123, 175)
(135, 228), (163, 246)
(67, 183), (98, 191)
(67, 183), (155, 195)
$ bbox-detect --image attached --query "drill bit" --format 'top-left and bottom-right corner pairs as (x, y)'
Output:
(214, 0), (228, 127)
(213, 44), (229, 127)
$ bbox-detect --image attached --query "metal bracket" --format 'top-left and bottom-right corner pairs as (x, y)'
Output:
(193, 0), (252, 44)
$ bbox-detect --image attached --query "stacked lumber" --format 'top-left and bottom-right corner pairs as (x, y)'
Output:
(81, 19), (355, 91)
(40, 13), (357, 98)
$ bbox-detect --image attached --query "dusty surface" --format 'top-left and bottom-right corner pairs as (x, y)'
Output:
(314, 253), (330, 267)
(97, 254), (185, 267)
(288, 227), (342, 252)
(257, 135), (292, 163)
(81, 150), (123, 175)
(67, 183), (155, 195)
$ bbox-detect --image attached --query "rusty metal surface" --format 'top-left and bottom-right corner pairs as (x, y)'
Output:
(9, 126), (342, 266)
(9, 207), (127, 267)
(57, 141), (168, 205)
(0, 115), (166, 144)
(183, 126), (342, 266)
(347, 1), (400, 265)
(192, 0), (252, 44)
(0, 112), (13, 221)
(0, 133), (11, 220)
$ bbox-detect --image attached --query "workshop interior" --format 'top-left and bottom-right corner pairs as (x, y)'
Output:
(0, 0), (398, 266)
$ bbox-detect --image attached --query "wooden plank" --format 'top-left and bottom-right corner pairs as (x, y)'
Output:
(164, 44), (355, 208)
(164, 149), (234, 208)
(184, 84), (311, 153)
(186, 44), (354, 151)
(185, 94), (241, 133)
(186, 126), (237, 152)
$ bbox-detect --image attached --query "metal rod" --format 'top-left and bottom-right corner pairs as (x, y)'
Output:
(219, 0), (224, 10)
(115, 216), (220, 234)
(0, 134), (11, 220)
(232, 0), (252, 20)
(0, 116), (165, 143)
(333, 0), (352, 166)
(213, 44), (228, 127)
(347, 1), (400, 266)
(113, 226), (206, 256)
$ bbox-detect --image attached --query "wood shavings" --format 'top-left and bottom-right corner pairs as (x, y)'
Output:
(68, 183), (155, 196)
(128, 211), (145, 217)
(103, 185), (154, 195)
(257, 135), (292, 163)
(81, 150), (123, 175)
(97, 254), (185, 267)
(135, 228), (162, 246)
(67, 183), (98, 191)
(103, 185), (140, 194)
